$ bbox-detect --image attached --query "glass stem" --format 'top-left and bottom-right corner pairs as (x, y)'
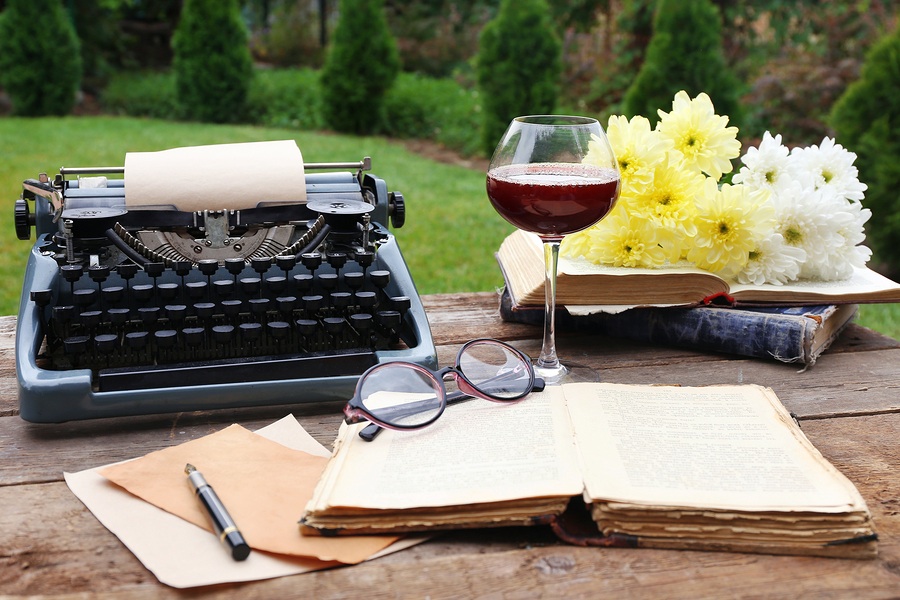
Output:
(537, 238), (564, 379)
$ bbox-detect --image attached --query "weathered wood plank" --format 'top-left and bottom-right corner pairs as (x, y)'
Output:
(1, 413), (899, 598)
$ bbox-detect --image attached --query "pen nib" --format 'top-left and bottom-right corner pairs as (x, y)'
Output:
(184, 463), (196, 475)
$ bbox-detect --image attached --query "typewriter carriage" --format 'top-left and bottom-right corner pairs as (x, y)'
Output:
(14, 157), (437, 422)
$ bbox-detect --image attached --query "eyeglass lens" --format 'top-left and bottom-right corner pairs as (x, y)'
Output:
(356, 340), (532, 430)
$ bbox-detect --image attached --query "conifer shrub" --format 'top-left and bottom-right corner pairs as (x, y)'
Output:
(0, 0), (82, 116)
(171, 0), (253, 123)
(320, 0), (400, 135)
(622, 0), (742, 127)
(476, 0), (562, 156)
(830, 26), (900, 277)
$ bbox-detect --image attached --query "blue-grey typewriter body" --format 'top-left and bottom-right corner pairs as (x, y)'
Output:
(14, 159), (437, 422)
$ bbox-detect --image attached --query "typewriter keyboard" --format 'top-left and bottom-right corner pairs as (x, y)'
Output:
(30, 253), (414, 392)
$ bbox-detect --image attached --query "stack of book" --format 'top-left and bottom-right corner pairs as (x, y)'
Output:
(496, 230), (900, 365)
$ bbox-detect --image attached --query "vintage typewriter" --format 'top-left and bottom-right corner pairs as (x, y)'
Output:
(13, 143), (436, 422)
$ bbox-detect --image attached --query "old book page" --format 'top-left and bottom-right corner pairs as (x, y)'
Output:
(306, 387), (583, 513)
(565, 382), (867, 513)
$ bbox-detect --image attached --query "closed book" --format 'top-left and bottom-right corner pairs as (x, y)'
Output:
(499, 286), (857, 366)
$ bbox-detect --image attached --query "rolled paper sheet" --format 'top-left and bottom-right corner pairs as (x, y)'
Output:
(124, 140), (307, 211)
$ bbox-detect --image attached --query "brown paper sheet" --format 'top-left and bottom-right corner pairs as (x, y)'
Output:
(100, 423), (397, 564)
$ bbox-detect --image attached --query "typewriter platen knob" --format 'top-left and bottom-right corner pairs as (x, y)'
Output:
(388, 192), (405, 229)
(15, 198), (33, 240)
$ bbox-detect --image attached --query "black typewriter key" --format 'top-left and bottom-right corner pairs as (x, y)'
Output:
(301, 252), (322, 272)
(323, 316), (345, 338)
(80, 310), (103, 334)
(317, 273), (338, 292)
(376, 310), (402, 330)
(194, 302), (215, 320)
(125, 331), (149, 362)
(251, 257), (272, 275)
(88, 265), (111, 285)
(391, 296), (411, 314)
(63, 335), (90, 364)
(301, 294), (325, 314)
(221, 299), (243, 319)
(186, 280), (207, 299)
(249, 298), (270, 317)
(108, 307), (131, 326)
(343, 271), (364, 291)
(52, 305), (76, 328)
(144, 262), (165, 279)
(158, 282), (179, 301)
(154, 330), (178, 360)
(327, 252), (348, 271)
(293, 273), (313, 293)
(239, 322), (262, 343)
(330, 292), (352, 313)
(198, 259), (218, 278)
(267, 321), (290, 341)
(138, 306), (160, 326)
(355, 291), (377, 310)
(265, 275), (287, 294)
(174, 260), (193, 277)
(165, 304), (188, 325)
(240, 277), (261, 296)
(133, 284), (154, 303)
(370, 270), (391, 290)
(225, 258), (245, 278)
(31, 289), (53, 306)
(73, 288), (98, 308)
(275, 255), (296, 273)
(294, 319), (318, 348)
(117, 262), (139, 282)
(95, 333), (119, 359)
(355, 251), (375, 270)
(61, 264), (84, 285)
(213, 279), (235, 298)
(212, 325), (235, 355)
(101, 285), (124, 306)
(183, 327), (205, 352)
(276, 296), (297, 315)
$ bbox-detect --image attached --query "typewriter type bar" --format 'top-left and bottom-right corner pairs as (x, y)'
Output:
(14, 158), (436, 422)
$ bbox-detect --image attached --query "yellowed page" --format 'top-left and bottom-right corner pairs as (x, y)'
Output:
(306, 387), (583, 512)
(565, 382), (867, 513)
(125, 140), (306, 211)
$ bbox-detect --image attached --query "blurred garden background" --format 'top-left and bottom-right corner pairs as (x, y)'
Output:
(0, 0), (898, 337)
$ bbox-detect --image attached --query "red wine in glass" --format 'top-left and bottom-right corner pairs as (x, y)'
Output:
(486, 115), (620, 384)
(486, 163), (620, 238)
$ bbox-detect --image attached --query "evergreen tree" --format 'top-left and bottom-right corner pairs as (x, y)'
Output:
(171, 0), (253, 123)
(0, 0), (82, 116)
(477, 0), (562, 156)
(830, 26), (900, 277)
(622, 0), (742, 127)
(320, 0), (400, 135)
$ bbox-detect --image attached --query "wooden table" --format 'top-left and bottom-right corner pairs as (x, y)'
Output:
(2, 292), (900, 598)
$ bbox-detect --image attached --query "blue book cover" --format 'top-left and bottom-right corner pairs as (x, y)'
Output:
(499, 287), (857, 366)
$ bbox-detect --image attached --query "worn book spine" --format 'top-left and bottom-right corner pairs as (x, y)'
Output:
(499, 287), (856, 366)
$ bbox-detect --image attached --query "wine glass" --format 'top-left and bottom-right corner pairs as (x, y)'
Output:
(486, 115), (620, 384)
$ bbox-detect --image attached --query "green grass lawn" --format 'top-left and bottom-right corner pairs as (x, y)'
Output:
(1, 116), (898, 340)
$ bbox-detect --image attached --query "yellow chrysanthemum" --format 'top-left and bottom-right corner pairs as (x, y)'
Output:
(657, 91), (741, 180)
(687, 180), (774, 279)
(574, 209), (671, 269)
(601, 115), (672, 197)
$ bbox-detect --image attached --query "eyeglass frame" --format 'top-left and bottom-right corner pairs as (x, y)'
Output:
(343, 338), (544, 437)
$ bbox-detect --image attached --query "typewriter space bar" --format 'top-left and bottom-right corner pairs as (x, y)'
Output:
(97, 352), (378, 392)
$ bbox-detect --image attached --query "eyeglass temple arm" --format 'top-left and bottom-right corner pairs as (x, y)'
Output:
(358, 377), (545, 442)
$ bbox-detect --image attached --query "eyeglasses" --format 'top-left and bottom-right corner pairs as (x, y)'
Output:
(343, 338), (543, 439)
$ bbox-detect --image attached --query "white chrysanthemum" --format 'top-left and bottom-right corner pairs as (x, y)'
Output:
(771, 183), (843, 278)
(800, 195), (872, 280)
(733, 131), (791, 193)
(788, 137), (867, 202)
(736, 232), (805, 286)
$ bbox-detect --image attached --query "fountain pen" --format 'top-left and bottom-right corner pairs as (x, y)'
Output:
(184, 463), (251, 561)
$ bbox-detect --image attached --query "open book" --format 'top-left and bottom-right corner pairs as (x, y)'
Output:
(300, 383), (877, 559)
(499, 229), (900, 308)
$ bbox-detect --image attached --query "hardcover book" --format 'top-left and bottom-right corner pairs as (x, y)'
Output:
(300, 383), (877, 559)
(498, 286), (858, 366)
(498, 229), (900, 308)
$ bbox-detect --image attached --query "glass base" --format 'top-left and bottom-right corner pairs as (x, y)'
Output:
(534, 361), (600, 386)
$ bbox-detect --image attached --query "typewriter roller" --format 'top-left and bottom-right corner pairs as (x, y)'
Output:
(13, 146), (436, 422)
